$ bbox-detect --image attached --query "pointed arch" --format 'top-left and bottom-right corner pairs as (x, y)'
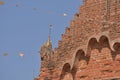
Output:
(86, 35), (111, 61)
(60, 63), (73, 80)
(74, 50), (86, 63)
(99, 35), (110, 50)
(113, 42), (120, 51)
(113, 42), (120, 60)
(71, 49), (89, 80)
(62, 63), (71, 73)
(87, 37), (98, 56)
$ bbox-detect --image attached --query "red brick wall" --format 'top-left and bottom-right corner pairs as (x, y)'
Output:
(38, 0), (120, 80)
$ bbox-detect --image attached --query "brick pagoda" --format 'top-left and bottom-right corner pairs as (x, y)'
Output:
(36, 0), (120, 80)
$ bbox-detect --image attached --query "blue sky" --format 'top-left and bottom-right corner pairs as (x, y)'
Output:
(0, 0), (82, 80)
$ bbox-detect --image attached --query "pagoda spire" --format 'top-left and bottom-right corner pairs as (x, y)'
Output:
(45, 25), (53, 49)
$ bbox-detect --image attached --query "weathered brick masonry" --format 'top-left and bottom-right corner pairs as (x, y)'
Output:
(36, 0), (120, 80)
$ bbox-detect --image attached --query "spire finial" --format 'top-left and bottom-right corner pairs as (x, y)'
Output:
(49, 24), (53, 37)
(45, 25), (53, 49)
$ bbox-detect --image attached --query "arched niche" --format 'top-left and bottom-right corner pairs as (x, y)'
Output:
(113, 42), (120, 51)
(86, 36), (112, 62)
(74, 50), (89, 70)
(113, 42), (120, 60)
(60, 63), (73, 80)
(71, 50), (89, 80)
(62, 63), (71, 72)
(87, 38), (98, 55)
(99, 35), (110, 50)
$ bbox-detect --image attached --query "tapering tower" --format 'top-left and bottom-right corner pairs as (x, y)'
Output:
(35, 26), (55, 80)
(40, 25), (54, 68)
(40, 36), (53, 67)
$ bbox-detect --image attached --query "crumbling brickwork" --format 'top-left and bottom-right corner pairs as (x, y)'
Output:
(36, 0), (120, 80)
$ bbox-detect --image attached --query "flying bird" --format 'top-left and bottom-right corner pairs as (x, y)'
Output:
(15, 4), (19, 7)
(63, 13), (68, 17)
(3, 53), (8, 56)
(33, 8), (37, 11)
(19, 52), (24, 57)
